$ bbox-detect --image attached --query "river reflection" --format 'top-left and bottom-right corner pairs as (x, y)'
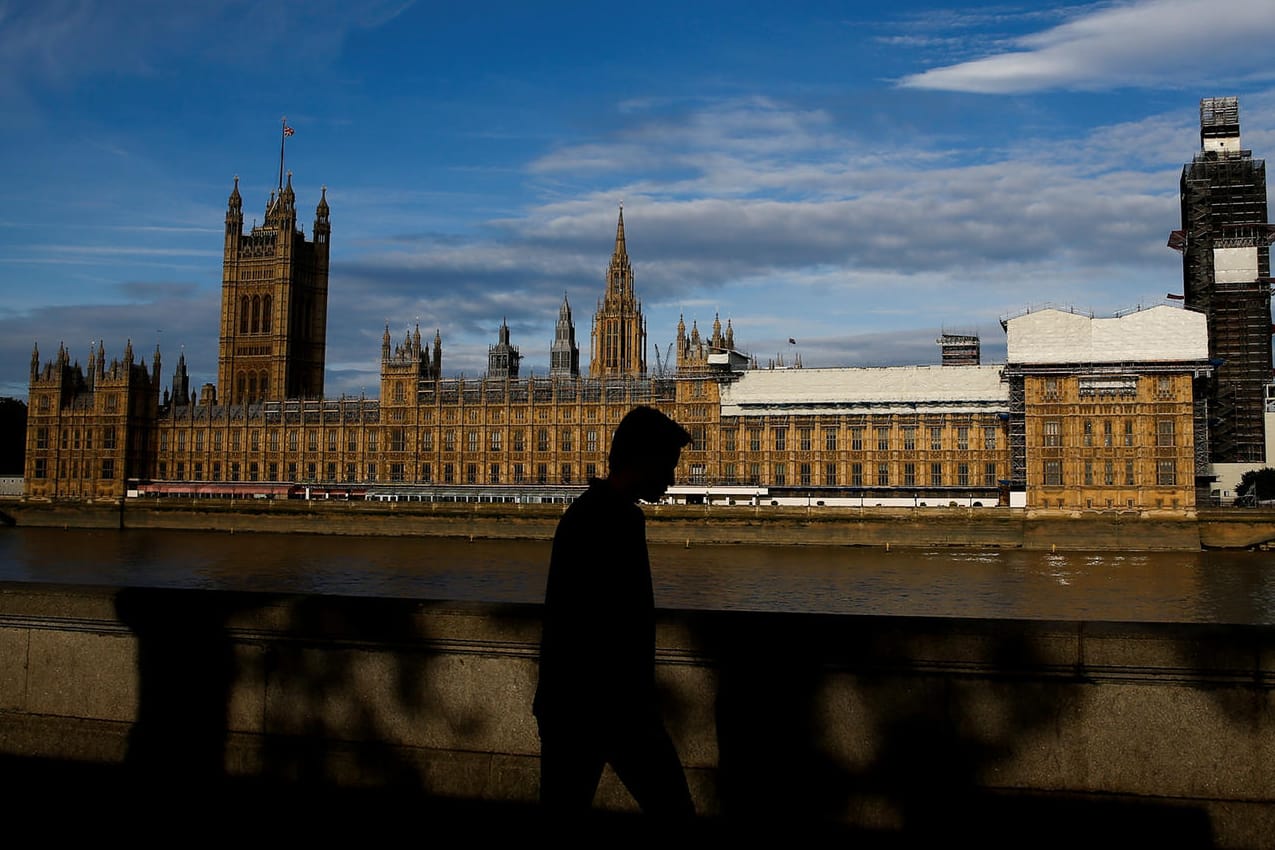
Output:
(1, 526), (1272, 625)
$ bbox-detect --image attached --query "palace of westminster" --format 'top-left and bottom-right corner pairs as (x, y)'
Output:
(22, 99), (1274, 513)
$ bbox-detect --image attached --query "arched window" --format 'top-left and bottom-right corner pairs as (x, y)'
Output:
(259, 371), (269, 401)
(240, 297), (250, 334)
(252, 296), (261, 334)
(236, 372), (246, 405)
(262, 295), (272, 333)
(247, 373), (257, 404)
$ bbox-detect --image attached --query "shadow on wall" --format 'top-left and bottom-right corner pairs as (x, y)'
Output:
(88, 588), (1248, 843)
(696, 612), (1216, 845)
(110, 588), (484, 809)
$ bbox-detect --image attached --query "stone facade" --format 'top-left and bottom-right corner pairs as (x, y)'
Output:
(23, 169), (1214, 515)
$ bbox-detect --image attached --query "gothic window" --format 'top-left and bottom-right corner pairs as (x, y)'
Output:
(902, 427), (916, 451)
(930, 462), (942, 487)
(903, 462), (916, 486)
(1044, 461), (1062, 486)
(824, 429), (837, 451)
(930, 426), (943, 452)
(260, 372), (269, 399)
(957, 427), (969, 451)
(262, 296), (272, 333)
(247, 374), (257, 403)
(958, 463), (970, 486)
(824, 463), (837, 486)
(1156, 420), (1175, 447)
(251, 296), (261, 334)
(1043, 420), (1061, 447)
(876, 427), (889, 452)
(240, 297), (250, 334)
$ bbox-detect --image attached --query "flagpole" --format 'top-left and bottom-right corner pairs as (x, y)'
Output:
(278, 116), (287, 192)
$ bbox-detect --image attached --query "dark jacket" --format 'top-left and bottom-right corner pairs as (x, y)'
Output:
(533, 478), (656, 729)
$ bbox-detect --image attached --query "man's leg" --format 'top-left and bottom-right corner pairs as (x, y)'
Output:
(607, 718), (695, 819)
(538, 721), (606, 814)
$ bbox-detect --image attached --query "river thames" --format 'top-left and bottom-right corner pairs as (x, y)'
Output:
(1, 525), (1272, 625)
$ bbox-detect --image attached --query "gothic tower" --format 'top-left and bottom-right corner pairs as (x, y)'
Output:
(1170, 96), (1272, 463)
(590, 206), (646, 377)
(549, 293), (580, 379)
(487, 319), (521, 380)
(218, 173), (331, 405)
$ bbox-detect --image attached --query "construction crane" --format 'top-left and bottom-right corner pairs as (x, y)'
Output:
(653, 342), (674, 377)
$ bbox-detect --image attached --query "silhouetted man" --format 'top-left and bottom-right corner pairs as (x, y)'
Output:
(533, 405), (695, 819)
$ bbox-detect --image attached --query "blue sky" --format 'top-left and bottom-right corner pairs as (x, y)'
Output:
(3, 0), (1274, 400)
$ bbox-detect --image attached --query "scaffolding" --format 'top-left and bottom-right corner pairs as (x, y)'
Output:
(938, 332), (981, 366)
(1172, 97), (1273, 464)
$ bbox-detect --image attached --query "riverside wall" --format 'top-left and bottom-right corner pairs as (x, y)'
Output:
(1, 581), (1273, 846)
(3, 498), (1275, 550)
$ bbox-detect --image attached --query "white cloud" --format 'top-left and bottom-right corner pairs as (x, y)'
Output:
(899, 0), (1275, 93)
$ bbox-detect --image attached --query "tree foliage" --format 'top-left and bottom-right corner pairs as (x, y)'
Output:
(1235, 468), (1275, 504)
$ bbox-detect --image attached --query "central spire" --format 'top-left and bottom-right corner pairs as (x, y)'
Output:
(614, 202), (627, 260)
(591, 205), (646, 377)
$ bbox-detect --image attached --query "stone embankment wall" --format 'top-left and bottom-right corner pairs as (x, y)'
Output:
(8, 498), (1274, 550)
(1, 582), (1273, 846)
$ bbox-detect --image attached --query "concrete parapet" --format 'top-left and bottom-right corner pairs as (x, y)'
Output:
(1, 581), (1273, 845)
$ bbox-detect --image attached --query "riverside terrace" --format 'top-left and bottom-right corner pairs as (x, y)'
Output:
(1, 581), (1273, 846)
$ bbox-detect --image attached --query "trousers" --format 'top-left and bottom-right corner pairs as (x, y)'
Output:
(537, 712), (695, 819)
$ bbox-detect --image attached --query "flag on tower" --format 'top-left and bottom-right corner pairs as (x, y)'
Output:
(283, 126), (295, 137)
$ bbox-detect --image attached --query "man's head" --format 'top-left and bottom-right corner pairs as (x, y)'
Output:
(608, 405), (692, 502)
